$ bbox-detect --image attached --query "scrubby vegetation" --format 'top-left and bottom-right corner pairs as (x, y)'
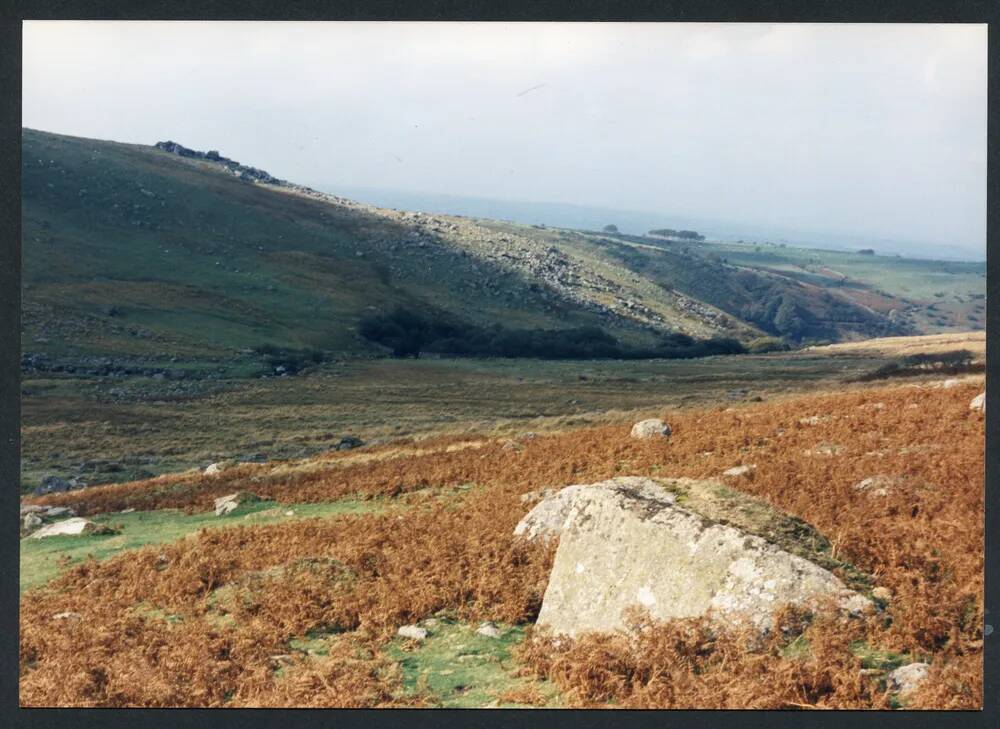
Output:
(648, 228), (705, 241)
(21, 381), (984, 708)
(849, 349), (983, 383)
(358, 306), (745, 360)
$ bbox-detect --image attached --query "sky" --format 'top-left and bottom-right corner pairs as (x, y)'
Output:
(23, 22), (987, 257)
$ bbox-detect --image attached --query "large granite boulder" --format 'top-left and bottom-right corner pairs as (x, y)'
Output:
(516, 477), (871, 636)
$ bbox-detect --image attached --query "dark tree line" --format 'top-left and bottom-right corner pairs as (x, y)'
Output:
(648, 229), (705, 241)
(359, 306), (745, 360)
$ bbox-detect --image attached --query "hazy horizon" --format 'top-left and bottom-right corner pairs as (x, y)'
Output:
(23, 21), (987, 258)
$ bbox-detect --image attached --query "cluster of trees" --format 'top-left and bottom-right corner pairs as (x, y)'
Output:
(358, 306), (745, 360)
(648, 228), (705, 241)
(740, 293), (809, 340)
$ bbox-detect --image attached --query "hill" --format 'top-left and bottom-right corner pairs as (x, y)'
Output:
(22, 129), (983, 376)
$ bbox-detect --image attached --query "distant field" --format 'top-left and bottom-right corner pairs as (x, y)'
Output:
(20, 334), (979, 493)
(708, 241), (986, 299)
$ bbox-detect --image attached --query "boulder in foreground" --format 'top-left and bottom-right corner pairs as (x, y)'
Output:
(970, 392), (985, 413)
(517, 477), (871, 636)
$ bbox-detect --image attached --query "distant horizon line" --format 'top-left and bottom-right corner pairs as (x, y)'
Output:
(313, 180), (987, 263)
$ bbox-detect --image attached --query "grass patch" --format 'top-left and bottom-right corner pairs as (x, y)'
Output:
(19, 497), (382, 592)
(384, 618), (560, 708)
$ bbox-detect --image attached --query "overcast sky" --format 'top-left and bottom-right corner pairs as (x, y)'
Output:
(23, 22), (987, 255)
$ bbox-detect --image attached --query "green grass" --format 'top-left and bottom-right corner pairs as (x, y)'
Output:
(21, 128), (645, 366)
(384, 618), (560, 708)
(707, 241), (985, 300)
(19, 498), (382, 593)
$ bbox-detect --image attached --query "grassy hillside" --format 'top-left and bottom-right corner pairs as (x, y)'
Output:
(21, 129), (662, 368)
(23, 128), (981, 375)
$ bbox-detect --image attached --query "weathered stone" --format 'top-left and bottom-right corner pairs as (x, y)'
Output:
(20, 505), (46, 515)
(514, 484), (592, 543)
(23, 513), (43, 531)
(204, 462), (226, 476)
(888, 662), (930, 699)
(336, 437), (364, 451)
(853, 475), (904, 497)
(52, 611), (82, 621)
(34, 475), (71, 496)
(520, 477), (871, 637)
(214, 491), (261, 516)
(970, 392), (985, 413)
(630, 419), (671, 440)
(30, 517), (116, 539)
(44, 506), (75, 519)
(397, 624), (428, 641)
(476, 622), (503, 639)
(723, 465), (755, 478)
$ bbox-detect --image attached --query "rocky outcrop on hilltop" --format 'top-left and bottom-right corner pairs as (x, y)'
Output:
(154, 141), (284, 184)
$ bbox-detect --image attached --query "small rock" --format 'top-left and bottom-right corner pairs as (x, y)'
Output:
(630, 418), (671, 440)
(23, 513), (43, 531)
(853, 475), (903, 497)
(203, 462), (225, 476)
(30, 518), (116, 539)
(723, 465), (755, 478)
(214, 491), (261, 517)
(33, 475), (71, 496)
(20, 504), (46, 515)
(284, 510), (295, 516)
(970, 392), (985, 413)
(476, 622), (503, 639)
(872, 587), (892, 602)
(336, 437), (364, 451)
(44, 506), (75, 518)
(942, 379), (960, 389)
(397, 624), (428, 641)
(52, 611), (82, 621)
(888, 662), (931, 698)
